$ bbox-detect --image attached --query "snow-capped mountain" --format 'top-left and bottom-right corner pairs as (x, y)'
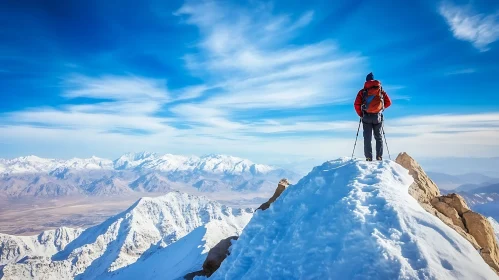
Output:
(0, 153), (300, 197)
(0, 227), (83, 266)
(210, 159), (498, 279)
(114, 153), (276, 175)
(0, 153), (278, 176)
(0, 156), (113, 175)
(0, 192), (252, 280)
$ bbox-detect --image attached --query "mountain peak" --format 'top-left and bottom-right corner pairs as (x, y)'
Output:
(0, 192), (253, 279)
(210, 158), (498, 279)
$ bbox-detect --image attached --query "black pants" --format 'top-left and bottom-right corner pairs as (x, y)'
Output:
(362, 113), (383, 159)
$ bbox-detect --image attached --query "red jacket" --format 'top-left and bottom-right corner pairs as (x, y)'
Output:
(354, 80), (392, 117)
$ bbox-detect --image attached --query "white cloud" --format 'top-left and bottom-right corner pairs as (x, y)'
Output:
(3, 74), (175, 134)
(439, 2), (499, 51)
(65, 75), (169, 102)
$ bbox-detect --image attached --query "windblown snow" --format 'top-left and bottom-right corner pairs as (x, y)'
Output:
(0, 192), (252, 280)
(211, 158), (498, 279)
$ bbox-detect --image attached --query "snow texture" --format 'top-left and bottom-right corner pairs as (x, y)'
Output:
(210, 158), (498, 280)
(0, 227), (83, 265)
(488, 217), (499, 244)
(0, 192), (252, 280)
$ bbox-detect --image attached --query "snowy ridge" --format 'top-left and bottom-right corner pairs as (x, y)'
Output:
(0, 153), (277, 176)
(211, 158), (498, 279)
(0, 192), (252, 279)
(115, 153), (275, 175)
(0, 227), (83, 266)
(0, 156), (113, 174)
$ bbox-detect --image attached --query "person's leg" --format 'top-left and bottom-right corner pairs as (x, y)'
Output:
(363, 121), (373, 160)
(373, 122), (383, 160)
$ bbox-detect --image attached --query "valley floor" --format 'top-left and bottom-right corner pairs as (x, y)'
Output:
(0, 191), (268, 235)
(0, 194), (162, 235)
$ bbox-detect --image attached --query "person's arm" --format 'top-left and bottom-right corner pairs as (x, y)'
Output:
(354, 91), (363, 117)
(383, 91), (392, 109)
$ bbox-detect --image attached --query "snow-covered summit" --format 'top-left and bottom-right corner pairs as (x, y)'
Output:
(211, 158), (498, 279)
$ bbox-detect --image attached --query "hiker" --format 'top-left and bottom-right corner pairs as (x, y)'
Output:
(354, 72), (392, 161)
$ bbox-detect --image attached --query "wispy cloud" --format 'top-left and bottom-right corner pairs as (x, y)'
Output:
(439, 1), (499, 51)
(3, 75), (175, 134)
(172, 0), (366, 133)
(444, 68), (476, 76)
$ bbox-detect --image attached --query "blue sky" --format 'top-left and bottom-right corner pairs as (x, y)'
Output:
(1, 0), (499, 163)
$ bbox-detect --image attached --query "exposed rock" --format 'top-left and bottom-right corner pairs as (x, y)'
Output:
(202, 236), (238, 277)
(396, 152), (499, 274)
(256, 178), (290, 211)
(184, 270), (204, 280)
(395, 152), (440, 203)
(463, 211), (499, 272)
(431, 197), (467, 231)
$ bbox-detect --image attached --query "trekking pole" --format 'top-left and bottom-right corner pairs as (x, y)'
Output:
(351, 118), (362, 159)
(381, 123), (391, 160)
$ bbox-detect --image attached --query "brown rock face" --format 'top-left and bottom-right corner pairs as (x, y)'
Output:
(256, 178), (290, 211)
(431, 199), (467, 231)
(396, 152), (499, 274)
(202, 236), (239, 277)
(395, 152), (440, 203)
(463, 212), (499, 272)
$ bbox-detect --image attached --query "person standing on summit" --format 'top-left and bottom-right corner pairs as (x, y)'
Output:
(354, 72), (392, 161)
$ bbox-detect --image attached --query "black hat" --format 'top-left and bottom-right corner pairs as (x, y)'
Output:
(366, 72), (374, 81)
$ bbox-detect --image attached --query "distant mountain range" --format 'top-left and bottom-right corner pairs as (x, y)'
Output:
(0, 153), (300, 198)
(427, 171), (499, 190)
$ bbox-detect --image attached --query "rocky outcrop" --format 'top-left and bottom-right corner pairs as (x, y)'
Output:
(462, 211), (499, 272)
(396, 152), (499, 274)
(395, 152), (440, 204)
(203, 236), (238, 277)
(184, 236), (238, 280)
(256, 178), (290, 211)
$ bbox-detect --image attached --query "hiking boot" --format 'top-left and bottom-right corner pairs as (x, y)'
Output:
(376, 156), (382, 161)
(366, 158), (372, 162)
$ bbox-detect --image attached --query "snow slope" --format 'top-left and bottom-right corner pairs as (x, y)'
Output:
(211, 158), (498, 280)
(103, 220), (242, 280)
(0, 192), (252, 280)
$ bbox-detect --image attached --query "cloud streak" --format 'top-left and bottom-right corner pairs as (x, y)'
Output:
(439, 1), (499, 51)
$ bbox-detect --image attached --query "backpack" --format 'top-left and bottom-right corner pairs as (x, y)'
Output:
(361, 80), (384, 114)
